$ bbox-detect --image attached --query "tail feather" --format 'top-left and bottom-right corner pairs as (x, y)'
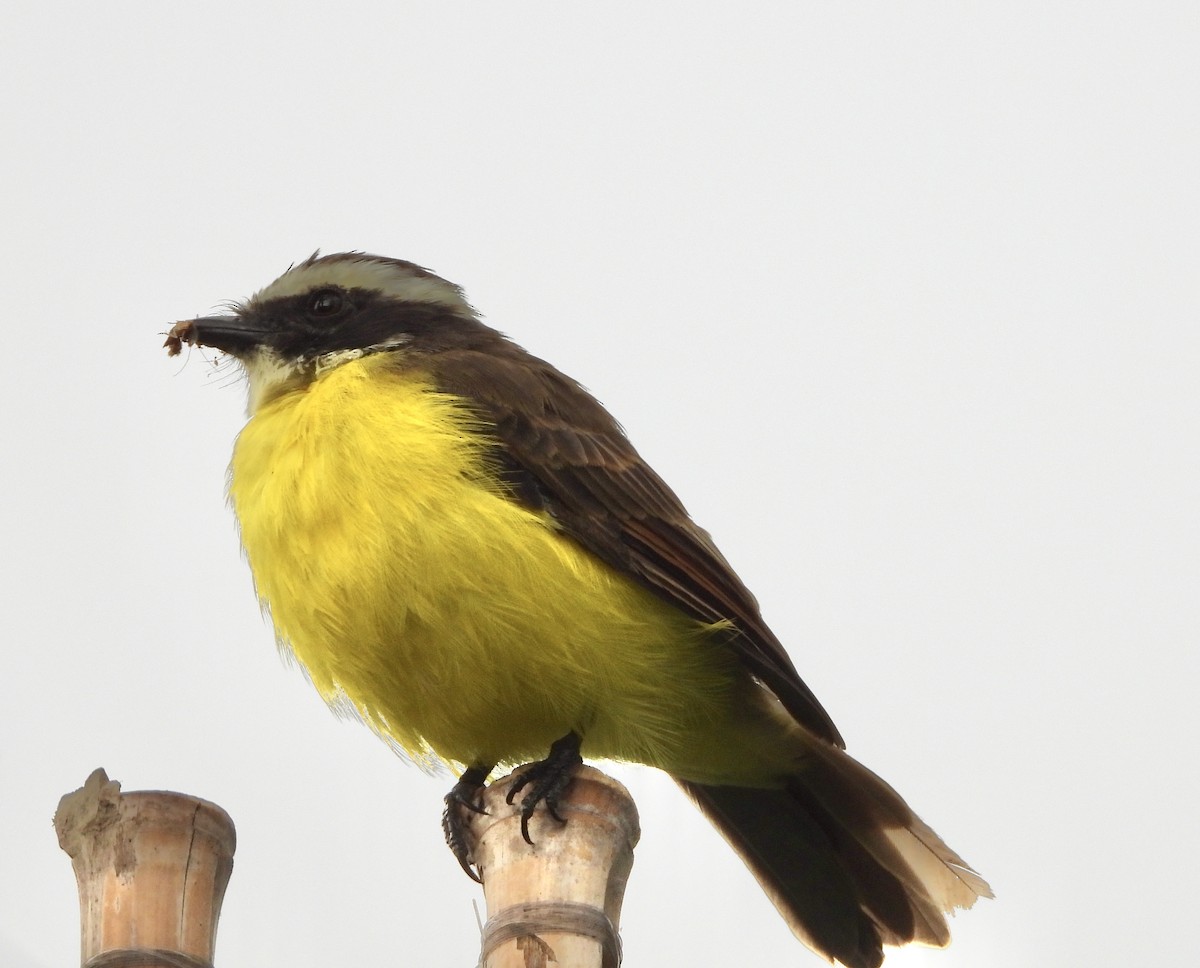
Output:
(676, 744), (991, 968)
(680, 781), (891, 967)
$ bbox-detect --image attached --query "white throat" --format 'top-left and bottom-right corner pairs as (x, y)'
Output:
(241, 338), (413, 414)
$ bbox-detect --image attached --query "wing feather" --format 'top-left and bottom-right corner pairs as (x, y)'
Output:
(426, 345), (843, 747)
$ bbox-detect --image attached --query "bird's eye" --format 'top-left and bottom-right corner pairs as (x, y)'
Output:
(309, 288), (345, 317)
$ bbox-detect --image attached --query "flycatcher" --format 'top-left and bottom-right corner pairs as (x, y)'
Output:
(166, 252), (989, 967)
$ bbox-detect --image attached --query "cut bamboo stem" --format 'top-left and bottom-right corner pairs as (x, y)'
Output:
(54, 768), (236, 968)
(467, 765), (641, 968)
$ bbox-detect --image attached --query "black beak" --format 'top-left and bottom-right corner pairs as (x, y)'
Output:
(164, 314), (272, 357)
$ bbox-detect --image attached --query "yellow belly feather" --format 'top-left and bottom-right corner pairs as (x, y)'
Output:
(229, 355), (780, 780)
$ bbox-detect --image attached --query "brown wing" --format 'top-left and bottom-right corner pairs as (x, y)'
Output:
(428, 344), (844, 748)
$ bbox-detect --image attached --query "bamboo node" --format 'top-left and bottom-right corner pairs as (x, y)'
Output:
(480, 901), (621, 968)
(84, 949), (215, 968)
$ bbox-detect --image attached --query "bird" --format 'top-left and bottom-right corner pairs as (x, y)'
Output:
(165, 251), (990, 967)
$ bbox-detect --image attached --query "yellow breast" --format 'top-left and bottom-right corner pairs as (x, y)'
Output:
(228, 355), (747, 775)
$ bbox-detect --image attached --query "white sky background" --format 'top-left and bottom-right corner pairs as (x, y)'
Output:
(1, 3), (1196, 966)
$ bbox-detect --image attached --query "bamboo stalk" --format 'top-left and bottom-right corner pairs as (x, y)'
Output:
(54, 769), (236, 968)
(467, 765), (641, 968)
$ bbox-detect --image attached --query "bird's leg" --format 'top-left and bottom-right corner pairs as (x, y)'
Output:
(505, 731), (584, 846)
(442, 764), (492, 882)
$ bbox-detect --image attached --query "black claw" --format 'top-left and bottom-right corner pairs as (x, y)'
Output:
(442, 765), (492, 882)
(505, 732), (584, 846)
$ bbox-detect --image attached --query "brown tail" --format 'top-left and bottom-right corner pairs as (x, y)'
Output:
(676, 743), (991, 968)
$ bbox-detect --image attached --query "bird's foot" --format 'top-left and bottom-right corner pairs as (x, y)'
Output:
(442, 765), (490, 882)
(505, 731), (584, 846)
